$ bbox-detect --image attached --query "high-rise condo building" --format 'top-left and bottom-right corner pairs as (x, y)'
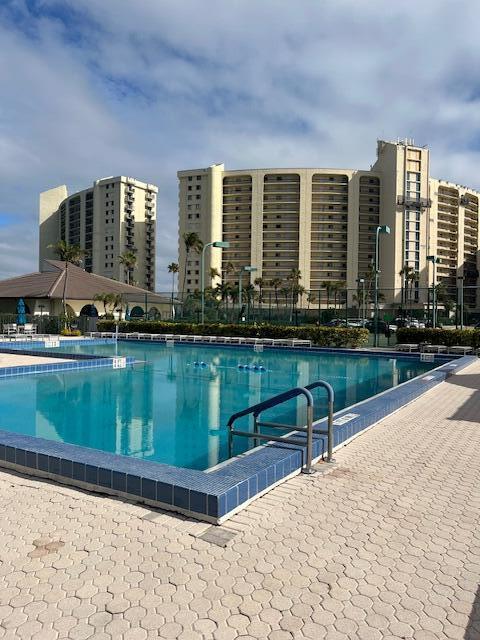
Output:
(178, 140), (480, 308)
(39, 176), (157, 291)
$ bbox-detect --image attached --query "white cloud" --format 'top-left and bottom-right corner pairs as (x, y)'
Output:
(1, 0), (480, 288)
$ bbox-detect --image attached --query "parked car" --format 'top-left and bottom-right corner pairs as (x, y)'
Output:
(365, 320), (397, 334)
(323, 318), (346, 327)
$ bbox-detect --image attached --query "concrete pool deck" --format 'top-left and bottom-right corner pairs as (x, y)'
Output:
(0, 359), (479, 638)
(0, 353), (73, 368)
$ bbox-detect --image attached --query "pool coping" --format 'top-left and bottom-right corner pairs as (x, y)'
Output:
(0, 340), (476, 523)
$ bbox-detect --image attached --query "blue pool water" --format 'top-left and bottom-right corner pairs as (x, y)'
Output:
(0, 343), (437, 470)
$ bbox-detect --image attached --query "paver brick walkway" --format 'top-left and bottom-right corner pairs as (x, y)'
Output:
(0, 361), (480, 639)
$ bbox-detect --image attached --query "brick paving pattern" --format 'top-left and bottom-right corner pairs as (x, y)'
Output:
(0, 361), (479, 639)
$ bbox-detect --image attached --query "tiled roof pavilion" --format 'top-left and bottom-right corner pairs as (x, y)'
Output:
(0, 260), (166, 303)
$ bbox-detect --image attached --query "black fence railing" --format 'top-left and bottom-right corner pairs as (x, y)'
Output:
(166, 285), (480, 329)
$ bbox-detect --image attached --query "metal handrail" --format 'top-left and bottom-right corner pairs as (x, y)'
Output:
(227, 380), (335, 474)
(305, 380), (335, 463)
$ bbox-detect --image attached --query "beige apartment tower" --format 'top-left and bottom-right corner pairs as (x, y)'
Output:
(178, 140), (480, 308)
(39, 176), (157, 291)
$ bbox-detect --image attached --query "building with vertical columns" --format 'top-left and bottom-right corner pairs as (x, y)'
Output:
(39, 176), (157, 291)
(178, 140), (480, 308)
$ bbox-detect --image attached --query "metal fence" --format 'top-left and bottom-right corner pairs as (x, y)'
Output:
(0, 314), (94, 335)
(166, 285), (480, 329)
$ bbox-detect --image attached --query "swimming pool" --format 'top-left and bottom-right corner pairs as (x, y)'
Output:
(0, 341), (438, 470)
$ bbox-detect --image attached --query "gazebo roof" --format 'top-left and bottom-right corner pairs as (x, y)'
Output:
(0, 261), (166, 303)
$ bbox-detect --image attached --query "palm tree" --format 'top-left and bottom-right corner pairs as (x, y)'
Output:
(321, 281), (335, 308)
(48, 240), (87, 319)
(119, 251), (137, 285)
(254, 277), (266, 304)
(222, 261), (235, 282)
(111, 293), (125, 320)
(406, 270), (419, 316)
(306, 291), (316, 310)
(181, 232), (203, 296)
(244, 283), (257, 319)
(332, 281), (346, 310)
(210, 267), (221, 284)
(269, 278), (283, 309)
(167, 262), (179, 319)
(280, 287), (290, 310)
(399, 264), (414, 314)
(93, 293), (116, 317)
(215, 282), (232, 318)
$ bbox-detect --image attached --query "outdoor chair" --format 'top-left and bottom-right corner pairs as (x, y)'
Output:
(396, 343), (419, 352)
(422, 344), (447, 353)
(448, 346), (473, 355)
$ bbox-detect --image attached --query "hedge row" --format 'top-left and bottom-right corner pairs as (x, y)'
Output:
(97, 320), (369, 348)
(397, 327), (480, 348)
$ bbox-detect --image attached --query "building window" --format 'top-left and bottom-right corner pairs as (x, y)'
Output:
(188, 176), (192, 181)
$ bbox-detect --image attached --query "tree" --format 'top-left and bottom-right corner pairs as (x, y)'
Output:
(399, 264), (414, 313)
(167, 262), (179, 319)
(269, 278), (283, 309)
(93, 293), (116, 317)
(332, 281), (346, 310)
(119, 251), (137, 285)
(181, 232), (203, 296)
(111, 293), (125, 320)
(215, 282), (233, 318)
(210, 267), (221, 285)
(48, 240), (88, 319)
(306, 291), (316, 310)
(280, 287), (290, 310)
(406, 269), (419, 315)
(321, 281), (335, 308)
(222, 261), (235, 281)
(286, 269), (302, 319)
(254, 277), (266, 304)
(435, 282), (455, 318)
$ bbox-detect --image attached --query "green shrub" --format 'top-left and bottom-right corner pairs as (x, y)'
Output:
(97, 320), (369, 348)
(397, 327), (480, 349)
(60, 328), (82, 337)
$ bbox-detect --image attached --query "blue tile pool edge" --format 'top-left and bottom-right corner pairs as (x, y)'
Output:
(0, 339), (133, 378)
(0, 353), (475, 523)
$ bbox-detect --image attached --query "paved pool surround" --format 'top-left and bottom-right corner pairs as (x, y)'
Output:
(0, 338), (475, 522)
(0, 339), (134, 378)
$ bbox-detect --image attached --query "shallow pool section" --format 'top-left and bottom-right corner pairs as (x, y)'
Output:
(1, 342), (437, 470)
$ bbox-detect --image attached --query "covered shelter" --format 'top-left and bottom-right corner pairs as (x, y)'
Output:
(0, 260), (170, 319)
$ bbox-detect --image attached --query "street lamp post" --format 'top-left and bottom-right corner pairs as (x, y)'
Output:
(427, 255), (441, 328)
(374, 225), (390, 347)
(356, 278), (365, 323)
(201, 241), (230, 324)
(238, 266), (257, 322)
(458, 275), (464, 330)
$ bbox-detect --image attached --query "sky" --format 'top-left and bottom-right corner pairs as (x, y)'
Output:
(2, 0), (480, 290)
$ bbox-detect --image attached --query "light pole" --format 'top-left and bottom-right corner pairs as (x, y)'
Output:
(427, 255), (441, 328)
(356, 278), (365, 323)
(238, 266), (257, 322)
(201, 241), (230, 324)
(458, 275), (464, 330)
(374, 225), (390, 347)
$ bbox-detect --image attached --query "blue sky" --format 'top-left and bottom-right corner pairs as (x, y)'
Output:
(2, 0), (480, 289)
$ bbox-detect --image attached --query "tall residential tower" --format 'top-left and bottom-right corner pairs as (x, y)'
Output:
(178, 140), (480, 308)
(39, 176), (157, 291)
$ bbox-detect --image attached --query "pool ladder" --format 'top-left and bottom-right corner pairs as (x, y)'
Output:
(227, 380), (335, 474)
